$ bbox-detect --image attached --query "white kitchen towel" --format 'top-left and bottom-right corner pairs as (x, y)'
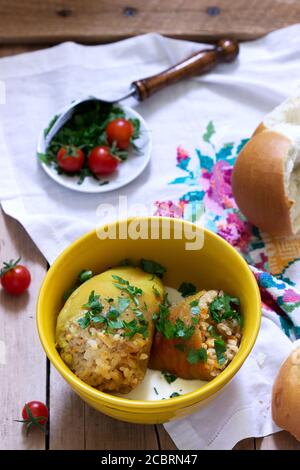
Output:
(1, 25), (300, 449)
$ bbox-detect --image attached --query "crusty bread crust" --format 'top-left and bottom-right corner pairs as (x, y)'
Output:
(272, 347), (300, 442)
(232, 129), (294, 236)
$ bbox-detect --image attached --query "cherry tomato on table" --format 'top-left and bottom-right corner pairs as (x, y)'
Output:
(57, 146), (85, 173)
(0, 258), (31, 295)
(20, 401), (49, 433)
(88, 146), (119, 176)
(106, 118), (134, 150)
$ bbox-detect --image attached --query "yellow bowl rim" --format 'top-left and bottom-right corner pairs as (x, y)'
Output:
(37, 216), (261, 411)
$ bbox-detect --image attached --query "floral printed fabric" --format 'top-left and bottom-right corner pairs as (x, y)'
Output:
(154, 122), (300, 340)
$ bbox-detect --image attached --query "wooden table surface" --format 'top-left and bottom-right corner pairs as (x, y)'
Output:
(1, 0), (300, 451)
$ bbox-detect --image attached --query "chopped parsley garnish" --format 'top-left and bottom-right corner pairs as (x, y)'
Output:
(154, 387), (159, 396)
(112, 275), (142, 306)
(63, 268), (94, 301)
(214, 339), (227, 365)
(161, 371), (177, 384)
(169, 392), (181, 398)
(44, 114), (60, 137)
(139, 259), (166, 278)
(178, 282), (197, 297)
(77, 289), (148, 338)
(190, 299), (200, 315)
(209, 293), (241, 324)
(122, 319), (148, 339)
(118, 297), (131, 312)
(78, 269), (93, 284)
(39, 101), (140, 185)
(154, 303), (195, 341)
(77, 291), (104, 328)
(187, 347), (208, 365)
(190, 306), (200, 315)
(207, 325), (222, 341)
(152, 285), (161, 298)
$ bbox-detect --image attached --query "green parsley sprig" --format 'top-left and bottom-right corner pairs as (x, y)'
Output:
(178, 282), (197, 297)
(153, 302), (195, 341)
(112, 275), (143, 306)
(209, 293), (241, 325)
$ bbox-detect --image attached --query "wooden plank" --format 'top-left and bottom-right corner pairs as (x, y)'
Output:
(0, 45), (44, 58)
(84, 407), (159, 450)
(256, 431), (300, 450)
(234, 438), (255, 450)
(48, 368), (85, 449)
(156, 425), (177, 450)
(0, 209), (47, 449)
(0, 0), (299, 44)
(49, 368), (159, 450)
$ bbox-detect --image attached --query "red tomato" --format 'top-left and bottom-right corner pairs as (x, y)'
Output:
(0, 258), (31, 295)
(106, 118), (134, 150)
(57, 146), (85, 173)
(88, 146), (119, 176)
(22, 401), (49, 432)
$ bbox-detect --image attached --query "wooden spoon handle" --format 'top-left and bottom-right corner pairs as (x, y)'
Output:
(132, 39), (239, 101)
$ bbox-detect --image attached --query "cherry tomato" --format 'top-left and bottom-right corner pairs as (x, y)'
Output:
(106, 118), (134, 150)
(21, 401), (48, 432)
(57, 146), (85, 173)
(0, 258), (31, 295)
(88, 146), (119, 176)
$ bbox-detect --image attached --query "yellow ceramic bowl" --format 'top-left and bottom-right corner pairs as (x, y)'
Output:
(37, 217), (261, 424)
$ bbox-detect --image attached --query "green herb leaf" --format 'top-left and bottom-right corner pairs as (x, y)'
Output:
(209, 293), (241, 324)
(139, 259), (166, 278)
(78, 291), (105, 329)
(162, 371), (177, 384)
(187, 347), (208, 365)
(37, 152), (53, 164)
(63, 287), (76, 302)
(112, 275), (128, 285)
(106, 307), (120, 320)
(154, 302), (195, 341)
(118, 297), (131, 312)
(44, 114), (60, 137)
(169, 392), (180, 398)
(129, 118), (141, 140)
(152, 285), (161, 298)
(112, 275), (143, 306)
(77, 314), (92, 329)
(78, 269), (93, 284)
(207, 325), (222, 341)
(107, 319), (124, 330)
(190, 306), (200, 315)
(42, 101), (130, 184)
(178, 282), (197, 297)
(214, 339), (227, 365)
(122, 319), (148, 339)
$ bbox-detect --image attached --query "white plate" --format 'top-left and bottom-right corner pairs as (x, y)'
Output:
(37, 103), (152, 193)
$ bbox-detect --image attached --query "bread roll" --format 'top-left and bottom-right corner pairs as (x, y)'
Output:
(272, 346), (300, 441)
(232, 94), (300, 236)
